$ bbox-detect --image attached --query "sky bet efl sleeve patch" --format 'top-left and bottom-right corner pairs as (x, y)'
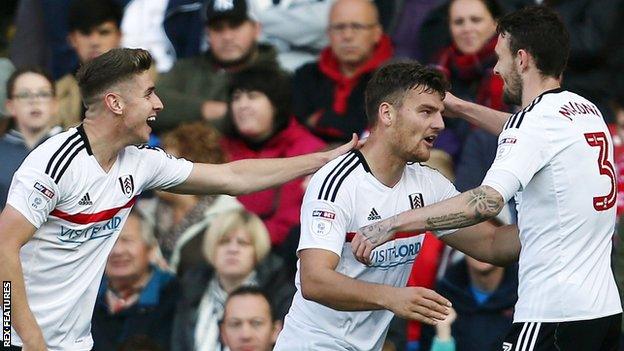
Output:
(310, 209), (336, 237)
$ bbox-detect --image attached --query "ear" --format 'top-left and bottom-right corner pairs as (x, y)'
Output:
(103, 92), (124, 116)
(372, 24), (383, 44)
(67, 32), (78, 50)
(516, 49), (531, 73)
(271, 320), (283, 343)
(5, 99), (16, 117)
(253, 21), (262, 40)
(220, 323), (230, 346)
(378, 102), (394, 127)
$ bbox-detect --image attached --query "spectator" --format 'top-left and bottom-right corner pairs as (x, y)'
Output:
(292, 0), (393, 143)
(154, 0), (279, 133)
(433, 0), (506, 145)
(0, 67), (61, 209)
(153, 121), (243, 274)
(220, 286), (282, 351)
(420, 256), (518, 351)
(92, 209), (178, 351)
(120, 0), (204, 73)
(55, 0), (123, 129)
(250, 0), (333, 71)
(222, 65), (325, 247)
(609, 95), (624, 219)
(172, 209), (295, 351)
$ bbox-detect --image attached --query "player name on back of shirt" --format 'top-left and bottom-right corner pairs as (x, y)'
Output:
(558, 101), (601, 119)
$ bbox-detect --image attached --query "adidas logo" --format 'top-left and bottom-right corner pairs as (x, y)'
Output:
(78, 193), (93, 206)
(367, 208), (381, 221)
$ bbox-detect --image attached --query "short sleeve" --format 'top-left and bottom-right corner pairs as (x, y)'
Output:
(430, 169), (461, 238)
(139, 146), (194, 191)
(298, 199), (350, 257)
(485, 124), (550, 189)
(6, 166), (60, 228)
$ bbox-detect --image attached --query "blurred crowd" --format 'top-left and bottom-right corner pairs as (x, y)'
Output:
(0, 0), (623, 350)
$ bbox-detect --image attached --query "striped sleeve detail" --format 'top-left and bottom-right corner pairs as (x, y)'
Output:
(504, 96), (544, 130)
(317, 152), (361, 202)
(44, 130), (85, 184)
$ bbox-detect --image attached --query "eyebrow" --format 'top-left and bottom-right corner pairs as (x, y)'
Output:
(418, 103), (441, 111)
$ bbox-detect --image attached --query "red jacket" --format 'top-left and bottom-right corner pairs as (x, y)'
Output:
(222, 118), (326, 246)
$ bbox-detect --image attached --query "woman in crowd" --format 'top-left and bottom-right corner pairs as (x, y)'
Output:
(432, 0), (507, 144)
(221, 64), (325, 248)
(153, 121), (242, 274)
(0, 67), (61, 209)
(171, 209), (294, 351)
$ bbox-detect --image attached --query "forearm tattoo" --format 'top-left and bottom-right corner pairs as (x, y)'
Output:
(425, 186), (504, 229)
(360, 215), (398, 244)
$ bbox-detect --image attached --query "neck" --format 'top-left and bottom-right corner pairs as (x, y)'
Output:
(18, 125), (50, 149)
(109, 269), (152, 298)
(521, 72), (561, 108)
(218, 274), (249, 294)
(339, 62), (360, 78)
(83, 113), (130, 172)
(171, 195), (199, 224)
(469, 267), (504, 293)
(359, 133), (406, 187)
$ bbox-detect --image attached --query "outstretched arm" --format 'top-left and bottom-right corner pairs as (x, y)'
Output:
(352, 185), (506, 263)
(444, 92), (510, 135)
(169, 135), (357, 196)
(299, 248), (452, 325)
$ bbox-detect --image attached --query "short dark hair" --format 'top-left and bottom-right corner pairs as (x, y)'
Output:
(6, 67), (55, 99)
(68, 0), (122, 33)
(77, 48), (152, 106)
(227, 64), (291, 137)
(223, 286), (276, 322)
(365, 61), (449, 127)
(496, 6), (569, 78)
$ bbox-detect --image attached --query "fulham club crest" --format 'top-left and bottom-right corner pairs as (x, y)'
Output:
(118, 175), (134, 198)
(408, 193), (424, 209)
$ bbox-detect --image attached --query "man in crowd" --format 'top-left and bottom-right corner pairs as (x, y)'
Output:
(154, 0), (279, 132)
(292, 0), (393, 143)
(56, 0), (123, 129)
(220, 286), (282, 351)
(92, 209), (177, 350)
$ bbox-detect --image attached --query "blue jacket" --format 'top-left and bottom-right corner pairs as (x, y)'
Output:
(91, 266), (179, 351)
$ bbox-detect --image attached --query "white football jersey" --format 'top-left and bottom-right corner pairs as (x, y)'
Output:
(483, 89), (622, 322)
(275, 151), (459, 351)
(6, 126), (192, 350)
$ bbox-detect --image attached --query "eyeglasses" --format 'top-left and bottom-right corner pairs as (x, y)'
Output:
(328, 22), (377, 34)
(12, 91), (54, 101)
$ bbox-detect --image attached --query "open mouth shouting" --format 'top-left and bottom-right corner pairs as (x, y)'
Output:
(423, 134), (438, 147)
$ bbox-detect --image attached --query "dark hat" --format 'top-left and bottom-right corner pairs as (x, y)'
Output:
(204, 0), (256, 25)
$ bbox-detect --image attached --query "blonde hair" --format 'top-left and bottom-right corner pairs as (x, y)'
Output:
(202, 209), (271, 265)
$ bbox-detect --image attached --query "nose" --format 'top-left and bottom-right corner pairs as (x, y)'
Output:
(153, 93), (164, 112)
(432, 111), (445, 130)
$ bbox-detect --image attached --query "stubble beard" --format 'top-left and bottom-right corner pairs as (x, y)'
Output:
(502, 69), (523, 106)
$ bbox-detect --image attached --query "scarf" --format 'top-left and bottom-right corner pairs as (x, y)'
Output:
(194, 273), (258, 351)
(434, 35), (507, 111)
(319, 34), (394, 115)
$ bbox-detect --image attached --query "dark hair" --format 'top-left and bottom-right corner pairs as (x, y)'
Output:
(67, 0), (122, 33)
(227, 64), (291, 138)
(448, 0), (503, 20)
(496, 6), (569, 78)
(223, 286), (276, 322)
(6, 67), (55, 99)
(365, 61), (449, 126)
(77, 48), (152, 106)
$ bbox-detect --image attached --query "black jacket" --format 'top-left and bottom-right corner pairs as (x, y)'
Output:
(421, 259), (518, 351)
